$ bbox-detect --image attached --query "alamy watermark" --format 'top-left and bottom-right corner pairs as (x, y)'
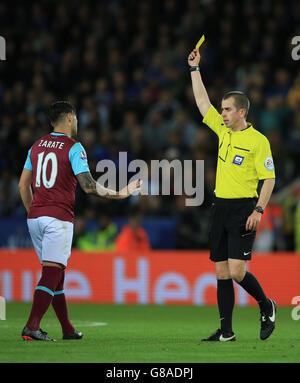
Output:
(0, 36), (6, 61)
(0, 296), (5, 320)
(291, 296), (300, 320)
(291, 36), (300, 61)
(95, 152), (204, 207)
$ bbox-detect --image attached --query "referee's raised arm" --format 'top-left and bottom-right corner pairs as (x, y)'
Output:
(188, 48), (211, 118)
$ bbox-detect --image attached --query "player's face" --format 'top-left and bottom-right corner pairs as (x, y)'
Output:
(221, 97), (245, 128)
(70, 114), (78, 137)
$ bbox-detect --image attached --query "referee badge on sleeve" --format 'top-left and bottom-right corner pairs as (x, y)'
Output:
(233, 155), (245, 165)
(264, 156), (274, 171)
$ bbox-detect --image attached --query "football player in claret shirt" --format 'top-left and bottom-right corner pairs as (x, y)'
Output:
(18, 101), (141, 341)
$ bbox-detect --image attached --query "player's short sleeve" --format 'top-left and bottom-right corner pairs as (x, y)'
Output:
(69, 142), (90, 176)
(24, 148), (33, 171)
(254, 135), (275, 180)
(202, 105), (226, 137)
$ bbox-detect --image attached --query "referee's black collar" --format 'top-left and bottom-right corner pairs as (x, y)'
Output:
(241, 122), (253, 131)
(226, 122), (253, 133)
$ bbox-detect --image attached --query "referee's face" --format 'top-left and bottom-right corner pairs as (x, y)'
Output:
(221, 97), (245, 129)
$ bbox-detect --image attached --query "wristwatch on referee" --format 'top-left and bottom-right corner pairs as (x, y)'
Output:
(190, 66), (200, 72)
(254, 206), (264, 214)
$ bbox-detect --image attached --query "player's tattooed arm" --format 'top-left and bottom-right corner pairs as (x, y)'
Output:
(76, 171), (142, 199)
(76, 171), (98, 194)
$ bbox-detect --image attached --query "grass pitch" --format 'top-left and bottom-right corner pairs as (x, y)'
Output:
(0, 303), (299, 363)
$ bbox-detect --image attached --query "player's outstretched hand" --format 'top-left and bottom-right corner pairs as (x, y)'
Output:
(119, 179), (143, 198)
(188, 49), (200, 67)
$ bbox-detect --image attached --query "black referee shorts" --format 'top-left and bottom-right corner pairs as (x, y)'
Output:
(209, 196), (257, 262)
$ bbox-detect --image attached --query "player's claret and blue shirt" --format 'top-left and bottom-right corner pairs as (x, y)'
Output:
(24, 132), (90, 176)
(24, 132), (90, 223)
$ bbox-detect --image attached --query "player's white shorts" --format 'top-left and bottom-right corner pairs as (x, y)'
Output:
(27, 216), (74, 267)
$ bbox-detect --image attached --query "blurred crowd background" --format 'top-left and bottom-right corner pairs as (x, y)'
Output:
(0, 0), (300, 251)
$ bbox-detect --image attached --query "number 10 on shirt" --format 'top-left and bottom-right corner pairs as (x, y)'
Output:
(35, 151), (58, 189)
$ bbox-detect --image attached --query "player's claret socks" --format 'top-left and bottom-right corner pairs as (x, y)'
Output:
(24, 266), (63, 333)
(52, 270), (75, 335)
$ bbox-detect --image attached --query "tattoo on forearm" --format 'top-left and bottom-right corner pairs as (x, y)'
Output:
(76, 171), (121, 198)
(76, 172), (98, 195)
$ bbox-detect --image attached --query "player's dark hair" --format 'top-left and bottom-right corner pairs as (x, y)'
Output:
(222, 91), (250, 118)
(47, 101), (76, 126)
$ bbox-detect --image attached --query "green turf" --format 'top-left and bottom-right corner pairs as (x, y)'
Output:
(0, 303), (299, 363)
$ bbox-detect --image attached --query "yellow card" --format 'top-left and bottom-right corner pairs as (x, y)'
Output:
(195, 35), (205, 49)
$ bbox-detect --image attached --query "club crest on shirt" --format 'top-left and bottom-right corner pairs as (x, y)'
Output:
(232, 155), (244, 165)
(264, 156), (274, 171)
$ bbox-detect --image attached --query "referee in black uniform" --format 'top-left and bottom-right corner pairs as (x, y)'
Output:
(188, 47), (277, 341)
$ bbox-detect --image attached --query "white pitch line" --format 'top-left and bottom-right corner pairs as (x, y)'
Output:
(0, 321), (108, 329)
(72, 321), (108, 327)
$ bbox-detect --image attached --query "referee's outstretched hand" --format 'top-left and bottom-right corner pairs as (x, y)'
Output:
(188, 49), (200, 67)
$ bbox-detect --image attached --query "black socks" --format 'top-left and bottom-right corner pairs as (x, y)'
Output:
(217, 272), (271, 333)
(237, 271), (271, 314)
(217, 279), (235, 333)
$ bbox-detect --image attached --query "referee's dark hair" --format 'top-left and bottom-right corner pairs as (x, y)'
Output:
(47, 101), (76, 126)
(222, 91), (250, 118)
